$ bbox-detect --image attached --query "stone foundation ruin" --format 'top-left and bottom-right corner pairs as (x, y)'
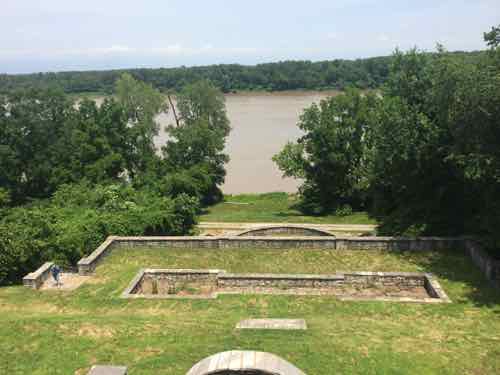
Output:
(121, 268), (450, 303)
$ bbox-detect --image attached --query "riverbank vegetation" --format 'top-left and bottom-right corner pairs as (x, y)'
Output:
(200, 192), (374, 224)
(0, 51), (484, 95)
(274, 27), (500, 250)
(0, 75), (231, 284)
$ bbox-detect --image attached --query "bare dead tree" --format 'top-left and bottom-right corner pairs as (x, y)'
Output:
(167, 94), (180, 127)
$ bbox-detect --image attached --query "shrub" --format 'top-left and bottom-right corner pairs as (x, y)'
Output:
(0, 183), (199, 285)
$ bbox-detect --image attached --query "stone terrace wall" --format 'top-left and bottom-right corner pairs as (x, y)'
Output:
(77, 236), (465, 276)
(22, 262), (54, 289)
(464, 239), (500, 288)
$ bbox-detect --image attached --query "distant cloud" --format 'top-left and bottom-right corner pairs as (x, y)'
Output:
(376, 34), (391, 43)
(1, 0), (497, 73)
(0, 44), (259, 59)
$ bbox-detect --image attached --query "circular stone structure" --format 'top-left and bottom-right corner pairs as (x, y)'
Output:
(235, 225), (334, 237)
(186, 351), (306, 375)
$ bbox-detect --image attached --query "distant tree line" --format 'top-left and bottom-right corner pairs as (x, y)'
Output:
(0, 75), (230, 284)
(0, 52), (485, 94)
(274, 27), (500, 251)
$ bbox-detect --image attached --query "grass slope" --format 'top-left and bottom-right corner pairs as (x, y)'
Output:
(0, 247), (499, 374)
(200, 193), (375, 224)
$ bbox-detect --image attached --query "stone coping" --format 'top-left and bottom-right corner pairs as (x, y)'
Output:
(186, 350), (306, 375)
(22, 262), (54, 289)
(143, 268), (222, 275)
(121, 268), (451, 303)
(220, 271), (425, 280)
(219, 273), (345, 281)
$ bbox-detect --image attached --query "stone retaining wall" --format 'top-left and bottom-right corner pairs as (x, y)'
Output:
(464, 239), (500, 288)
(217, 272), (426, 290)
(77, 236), (464, 276)
(22, 262), (54, 289)
(25, 235), (499, 292)
(126, 269), (220, 296)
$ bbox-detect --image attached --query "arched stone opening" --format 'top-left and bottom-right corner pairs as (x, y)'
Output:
(236, 225), (334, 237)
(186, 351), (306, 375)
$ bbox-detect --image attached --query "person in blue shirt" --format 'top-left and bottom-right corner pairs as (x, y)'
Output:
(51, 264), (61, 286)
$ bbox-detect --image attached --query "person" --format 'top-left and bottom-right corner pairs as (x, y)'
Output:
(51, 264), (61, 286)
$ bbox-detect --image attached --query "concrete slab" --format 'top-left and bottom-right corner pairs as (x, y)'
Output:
(87, 365), (127, 375)
(236, 318), (307, 330)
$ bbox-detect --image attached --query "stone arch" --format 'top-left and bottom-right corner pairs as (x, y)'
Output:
(186, 351), (306, 375)
(235, 225), (334, 237)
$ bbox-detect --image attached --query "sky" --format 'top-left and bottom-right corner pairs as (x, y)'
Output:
(1, 0), (499, 74)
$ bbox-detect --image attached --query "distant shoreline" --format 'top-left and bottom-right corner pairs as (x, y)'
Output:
(70, 88), (347, 99)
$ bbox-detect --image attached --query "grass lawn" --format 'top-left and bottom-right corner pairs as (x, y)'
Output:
(1, 247), (499, 374)
(200, 192), (375, 224)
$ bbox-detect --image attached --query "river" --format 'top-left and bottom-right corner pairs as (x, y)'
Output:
(155, 91), (339, 194)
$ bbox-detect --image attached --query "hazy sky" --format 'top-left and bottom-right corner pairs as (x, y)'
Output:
(1, 0), (499, 74)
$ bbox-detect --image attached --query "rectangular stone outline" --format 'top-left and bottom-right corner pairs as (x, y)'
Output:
(121, 269), (451, 303)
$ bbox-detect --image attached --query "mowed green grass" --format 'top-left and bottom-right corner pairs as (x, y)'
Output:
(200, 192), (375, 224)
(1, 247), (499, 375)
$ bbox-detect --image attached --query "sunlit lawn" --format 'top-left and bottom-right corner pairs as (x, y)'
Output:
(200, 192), (375, 224)
(0, 247), (499, 374)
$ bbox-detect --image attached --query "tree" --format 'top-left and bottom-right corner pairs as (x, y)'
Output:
(274, 89), (375, 214)
(115, 73), (166, 175)
(368, 39), (500, 240)
(484, 25), (500, 47)
(0, 89), (136, 203)
(161, 81), (231, 204)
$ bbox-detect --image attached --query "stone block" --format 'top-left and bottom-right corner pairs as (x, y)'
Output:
(87, 365), (127, 375)
(236, 319), (307, 330)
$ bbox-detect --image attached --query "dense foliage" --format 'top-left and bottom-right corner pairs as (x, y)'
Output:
(273, 89), (376, 214)
(275, 27), (500, 246)
(0, 184), (198, 284)
(0, 75), (230, 284)
(0, 52), (484, 95)
(0, 90), (132, 203)
(160, 81), (231, 204)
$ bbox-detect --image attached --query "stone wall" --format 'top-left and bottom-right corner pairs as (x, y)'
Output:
(464, 239), (500, 288)
(217, 272), (426, 290)
(135, 269), (220, 295)
(77, 236), (466, 276)
(22, 262), (54, 289)
(122, 269), (450, 302)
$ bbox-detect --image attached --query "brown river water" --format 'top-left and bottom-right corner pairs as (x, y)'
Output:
(96, 91), (339, 193)
(156, 91), (339, 194)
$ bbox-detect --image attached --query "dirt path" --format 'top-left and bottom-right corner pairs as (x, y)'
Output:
(40, 273), (89, 291)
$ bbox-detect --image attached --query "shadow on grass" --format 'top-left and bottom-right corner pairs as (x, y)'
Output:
(396, 249), (500, 309)
(198, 208), (210, 216)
